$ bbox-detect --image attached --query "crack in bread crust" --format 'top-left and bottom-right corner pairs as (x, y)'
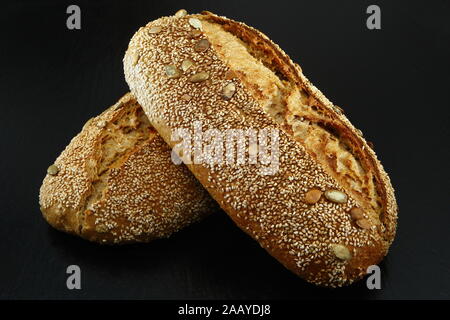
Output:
(200, 13), (390, 238)
(82, 100), (156, 235)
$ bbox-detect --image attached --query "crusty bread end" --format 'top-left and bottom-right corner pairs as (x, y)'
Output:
(39, 93), (217, 244)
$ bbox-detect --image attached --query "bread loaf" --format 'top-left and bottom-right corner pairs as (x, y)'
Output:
(124, 11), (398, 286)
(39, 93), (217, 244)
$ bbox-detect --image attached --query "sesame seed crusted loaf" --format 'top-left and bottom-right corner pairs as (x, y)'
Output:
(124, 11), (398, 286)
(39, 93), (216, 244)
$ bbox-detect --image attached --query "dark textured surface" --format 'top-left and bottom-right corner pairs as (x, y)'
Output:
(0, 0), (449, 299)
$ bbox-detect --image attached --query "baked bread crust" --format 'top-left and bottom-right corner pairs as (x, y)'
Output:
(124, 12), (398, 286)
(39, 93), (216, 244)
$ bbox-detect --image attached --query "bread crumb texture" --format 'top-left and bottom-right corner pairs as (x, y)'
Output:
(39, 93), (216, 244)
(124, 12), (397, 286)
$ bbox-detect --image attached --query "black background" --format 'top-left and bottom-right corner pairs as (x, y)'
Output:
(0, 0), (449, 300)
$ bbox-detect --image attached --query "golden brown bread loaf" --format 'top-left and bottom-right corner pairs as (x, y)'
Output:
(39, 93), (217, 244)
(124, 11), (398, 286)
